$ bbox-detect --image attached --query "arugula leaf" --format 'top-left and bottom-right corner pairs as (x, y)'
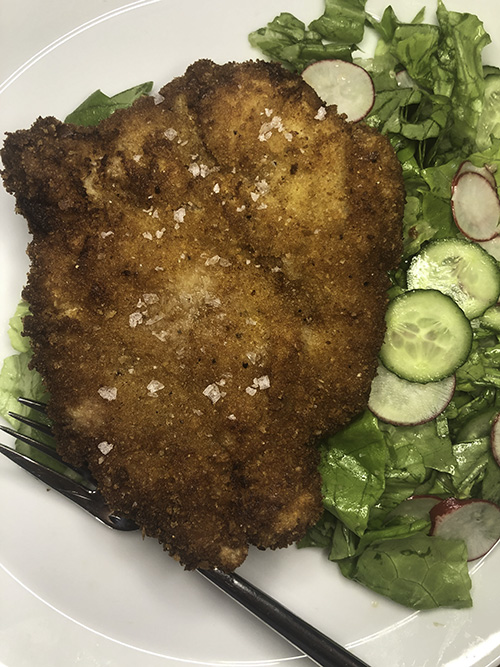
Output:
(65, 81), (153, 126)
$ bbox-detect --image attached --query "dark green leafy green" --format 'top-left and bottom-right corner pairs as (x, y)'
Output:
(319, 411), (387, 535)
(65, 81), (153, 126)
(351, 535), (472, 609)
(248, 0), (368, 71)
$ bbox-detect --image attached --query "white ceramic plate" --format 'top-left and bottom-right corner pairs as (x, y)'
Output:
(1, 1), (500, 665)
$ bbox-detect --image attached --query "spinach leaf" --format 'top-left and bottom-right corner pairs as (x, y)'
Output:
(65, 81), (153, 126)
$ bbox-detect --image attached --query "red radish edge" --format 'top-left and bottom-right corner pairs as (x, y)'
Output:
(301, 59), (375, 123)
(430, 497), (500, 561)
(452, 160), (497, 189)
(368, 364), (456, 426)
(451, 171), (500, 242)
(395, 69), (416, 89)
(490, 411), (500, 466)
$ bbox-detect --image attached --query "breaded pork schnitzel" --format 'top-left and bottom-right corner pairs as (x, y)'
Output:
(1, 60), (404, 570)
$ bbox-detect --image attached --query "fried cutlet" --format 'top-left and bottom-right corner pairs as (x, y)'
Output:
(1, 60), (404, 571)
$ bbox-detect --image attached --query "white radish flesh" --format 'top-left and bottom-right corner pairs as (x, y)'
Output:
(479, 235), (500, 261)
(453, 160), (497, 189)
(368, 364), (455, 426)
(395, 70), (416, 89)
(451, 171), (500, 242)
(430, 497), (500, 561)
(490, 412), (500, 466)
(301, 60), (375, 122)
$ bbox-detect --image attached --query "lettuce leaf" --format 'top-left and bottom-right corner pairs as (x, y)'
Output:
(0, 301), (49, 423)
(319, 411), (388, 536)
(248, 1), (367, 72)
(350, 534), (472, 609)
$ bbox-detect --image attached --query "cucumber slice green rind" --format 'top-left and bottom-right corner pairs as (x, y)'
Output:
(477, 305), (500, 333)
(406, 238), (500, 319)
(380, 289), (473, 383)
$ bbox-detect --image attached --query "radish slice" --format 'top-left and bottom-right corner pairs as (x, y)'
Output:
(453, 160), (497, 189)
(490, 412), (500, 466)
(451, 171), (500, 242)
(368, 364), (455, 426)
(301, 60), (375, 122)
(479, 235), (500, 261)
(430, 497), (500, 561)
(386, 495), (442, 522)
(395, 70), (416, 89)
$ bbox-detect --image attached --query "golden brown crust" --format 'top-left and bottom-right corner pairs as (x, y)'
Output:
(1, 60), (404, 570)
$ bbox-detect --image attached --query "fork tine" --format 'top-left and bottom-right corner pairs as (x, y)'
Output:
(8, 410), (53, 436)
(0, 440), (137, 531)
(0, 421), (94, 483)
(0, 422), (57, 456)
(0, 441), (91, 497)
(17, 397), (47, 413)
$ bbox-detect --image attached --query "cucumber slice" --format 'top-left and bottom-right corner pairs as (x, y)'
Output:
(380, 289), (473, 383)
(407, 238), (500, 319)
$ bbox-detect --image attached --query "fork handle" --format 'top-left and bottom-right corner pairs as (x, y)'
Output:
(198, 569), (370, 667)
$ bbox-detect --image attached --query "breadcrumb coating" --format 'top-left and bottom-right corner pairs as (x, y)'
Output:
(1, 60), (404, 570)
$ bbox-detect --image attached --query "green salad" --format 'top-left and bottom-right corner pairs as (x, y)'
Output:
(2, 0), (500, 611)
(251, 0), (500, 610)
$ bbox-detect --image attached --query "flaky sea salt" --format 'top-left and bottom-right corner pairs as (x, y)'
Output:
(173, 207), (186, 223)
(98, 441), (114, 455)
(203, 383), (225, 404)
(315, 106), (327, 121)
(253, 375), (271, 390)
(152, 330), (168, 342)
(147, 379), (165, 397)
(205, 255), (232, 267)
(188, 163), (201, 177)
(164, 127), (178, 140)
(142, 293), (159, 305)
(98, 386), (117, 401)
(129, 312), (143, 328)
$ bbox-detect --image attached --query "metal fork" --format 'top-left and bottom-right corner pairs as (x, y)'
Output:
(0, 398), (370, 667)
